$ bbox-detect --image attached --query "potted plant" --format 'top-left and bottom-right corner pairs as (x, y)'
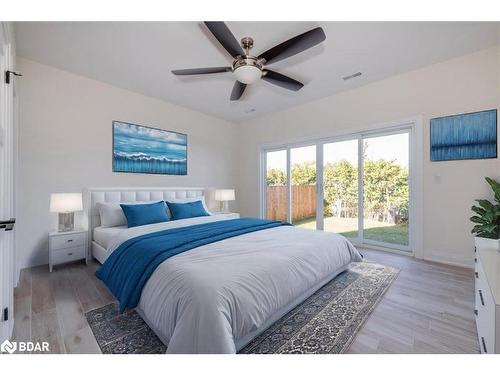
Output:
(470, 177), (500, 250)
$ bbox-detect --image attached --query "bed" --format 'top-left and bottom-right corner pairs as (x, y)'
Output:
(93, 225), (126, 249)
(85, 187), (362, 354)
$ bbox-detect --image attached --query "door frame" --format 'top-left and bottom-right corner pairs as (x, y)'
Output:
(260, 116), (423, 258)
(0, 21), (16, 342)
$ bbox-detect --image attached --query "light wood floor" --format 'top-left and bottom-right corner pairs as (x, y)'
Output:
(12, 248), (480, 354)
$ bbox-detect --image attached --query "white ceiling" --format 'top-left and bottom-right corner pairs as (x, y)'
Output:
(15, 22), (500, 122)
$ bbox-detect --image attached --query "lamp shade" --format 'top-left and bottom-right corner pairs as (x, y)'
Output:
(49, 193), (83, 213)
(214, 189), (235, 202)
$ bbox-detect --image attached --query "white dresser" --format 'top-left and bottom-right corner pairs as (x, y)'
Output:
(475, 243), (500, 353)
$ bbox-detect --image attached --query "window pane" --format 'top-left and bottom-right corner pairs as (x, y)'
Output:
(266, 150), (287, 221)
(362, 133), (409, 247)
(291, 145), (316, 229)
(323, 140), (358, 238)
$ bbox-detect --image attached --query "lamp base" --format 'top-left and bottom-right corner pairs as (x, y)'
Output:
(58, 212), (74, 232)
(220, 201), (229, 214)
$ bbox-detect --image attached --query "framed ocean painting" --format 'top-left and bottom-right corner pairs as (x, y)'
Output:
(430, 109), (497, 162)
(112, 121), (187, 175)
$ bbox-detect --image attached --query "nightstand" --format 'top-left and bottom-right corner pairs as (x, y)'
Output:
(212, 212), (240, 219)
(48, 228), (88, 272)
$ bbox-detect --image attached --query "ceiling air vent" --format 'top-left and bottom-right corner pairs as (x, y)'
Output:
(342, 72), (362, 81)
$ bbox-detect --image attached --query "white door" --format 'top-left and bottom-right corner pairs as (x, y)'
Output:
(0, 23), (16, 342)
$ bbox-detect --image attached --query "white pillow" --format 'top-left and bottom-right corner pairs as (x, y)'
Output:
(96, 201), (162, 228)
(165, 196), (212, 218)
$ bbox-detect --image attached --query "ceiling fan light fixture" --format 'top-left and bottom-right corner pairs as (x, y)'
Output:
(172, 23), (326, 100)
(234, 65), (262, 84)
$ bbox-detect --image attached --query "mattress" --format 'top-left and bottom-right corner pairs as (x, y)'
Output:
(93, 226), (127, 249)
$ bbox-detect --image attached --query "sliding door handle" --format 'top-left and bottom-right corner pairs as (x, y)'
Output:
(0, 218), (15, 231)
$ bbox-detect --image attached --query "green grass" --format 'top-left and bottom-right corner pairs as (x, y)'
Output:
(293, 216), (409, 246)
(340, 224), (408, 246)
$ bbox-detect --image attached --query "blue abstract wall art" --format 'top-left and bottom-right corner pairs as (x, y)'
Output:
(430, 109), (497, 162)
(113, 121), (187, 175)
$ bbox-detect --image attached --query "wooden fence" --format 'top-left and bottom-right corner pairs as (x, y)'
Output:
(266, 185), (316, 221)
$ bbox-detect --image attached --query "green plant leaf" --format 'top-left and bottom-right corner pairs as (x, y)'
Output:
(472, 225), (483, 233)
(470, 216), (488, 224)
(482, 224), (496, 233)
(476, 199), (494, 211)
(486, 177), (500, 203)
(471, 206), (487, 216)
(470, 179), (500, 239)
(485, 212), (495, 222)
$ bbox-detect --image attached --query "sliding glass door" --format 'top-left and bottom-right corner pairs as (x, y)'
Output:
(265, 149), (288, 221)
(262, 125), (412, 252)
(291, 145), (317, 229)
(362, 132), (410, 248)
(322, 140), (359, 239)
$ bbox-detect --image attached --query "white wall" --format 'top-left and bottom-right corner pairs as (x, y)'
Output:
(238, 46), (500, 268)
(17, 58), (240, 269)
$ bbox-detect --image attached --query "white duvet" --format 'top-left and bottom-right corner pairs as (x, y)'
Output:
(106, 215), (362, 354)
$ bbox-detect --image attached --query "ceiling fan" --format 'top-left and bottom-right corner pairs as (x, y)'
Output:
(172, 22), (326, 101)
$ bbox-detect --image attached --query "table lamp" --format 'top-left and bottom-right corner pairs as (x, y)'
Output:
(50, 193), (83, 232)
(214, 189), (235, 214)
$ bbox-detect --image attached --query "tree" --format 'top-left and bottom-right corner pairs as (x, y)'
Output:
(323, 160), (357, 217)
(266, 168), (286, 186)
(266, 156), (409, 224)
(267, 163), (317, 186)
(363, 159), (408, 223)
(291, 162), (316, 186)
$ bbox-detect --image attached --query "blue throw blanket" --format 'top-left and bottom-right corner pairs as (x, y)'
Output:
(96, 218), (291, 312)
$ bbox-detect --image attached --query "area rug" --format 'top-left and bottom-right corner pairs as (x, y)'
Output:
(85, 261), (398, 354)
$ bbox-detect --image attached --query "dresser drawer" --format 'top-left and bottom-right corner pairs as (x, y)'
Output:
(475, 257), (490, 301)
(476, 292), (496, 353)
(51, 245), (86, 266)
(50, 232), (86, 250)
(475, 257), (496, 353)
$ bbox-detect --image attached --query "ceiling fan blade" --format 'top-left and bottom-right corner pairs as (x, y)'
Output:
(258, 27), (326, 65)
(261, 70), (304, 91)
(204, 22), (244, 58)
(171, 67), (232, 75)
(230, 80), (247, 101)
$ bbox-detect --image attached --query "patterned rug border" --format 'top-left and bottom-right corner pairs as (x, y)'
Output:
(239, 261), (400, 354)
(86, 261), (400, 354)
(339, 261), (399, 353)
(85, 304), (167, 354)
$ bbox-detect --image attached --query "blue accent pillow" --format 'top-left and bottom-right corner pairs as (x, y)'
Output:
(166, 200), (210, 220)
(120, 201), (169, 228)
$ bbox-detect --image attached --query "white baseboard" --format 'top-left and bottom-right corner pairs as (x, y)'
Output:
(360, 243), (414, 257)
(423, 254), (473, 269)
(361, 244), (473, 269)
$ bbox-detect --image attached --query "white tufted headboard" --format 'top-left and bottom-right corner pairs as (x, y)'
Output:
(84, 187), (205, 253)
